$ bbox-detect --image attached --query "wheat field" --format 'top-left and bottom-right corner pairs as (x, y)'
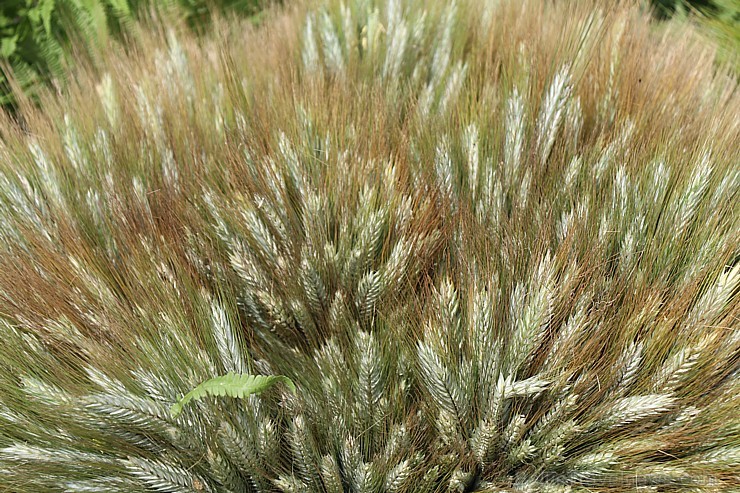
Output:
(0, 0), (738, 492)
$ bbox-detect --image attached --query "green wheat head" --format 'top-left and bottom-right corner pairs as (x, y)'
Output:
(0, 0), (737, 492)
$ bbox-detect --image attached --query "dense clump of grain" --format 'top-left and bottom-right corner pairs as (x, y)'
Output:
(0, 0), (737, 492)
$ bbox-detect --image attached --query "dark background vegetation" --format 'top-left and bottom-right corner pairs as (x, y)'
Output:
(0, 0), (271, 106)
(0, 0), (737, 108)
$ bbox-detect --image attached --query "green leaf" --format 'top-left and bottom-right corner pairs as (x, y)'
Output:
(106, 0), (132, 18)
(170, 372), (296, 418)
(1, 34), (18, 57)
(39, 0), (55, 35)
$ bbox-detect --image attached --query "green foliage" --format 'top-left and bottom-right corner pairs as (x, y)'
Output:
(652, 0), (715, 16)
(652, 0), (739, 72)
(693, 0), (740, 72)
(0, 0), (133, 106)
(130, 0), (268, 26)
(0, 0), (268, 107)
(171, 373), (296, 418)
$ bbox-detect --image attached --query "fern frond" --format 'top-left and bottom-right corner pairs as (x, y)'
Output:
(171, 373), (295, 418)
